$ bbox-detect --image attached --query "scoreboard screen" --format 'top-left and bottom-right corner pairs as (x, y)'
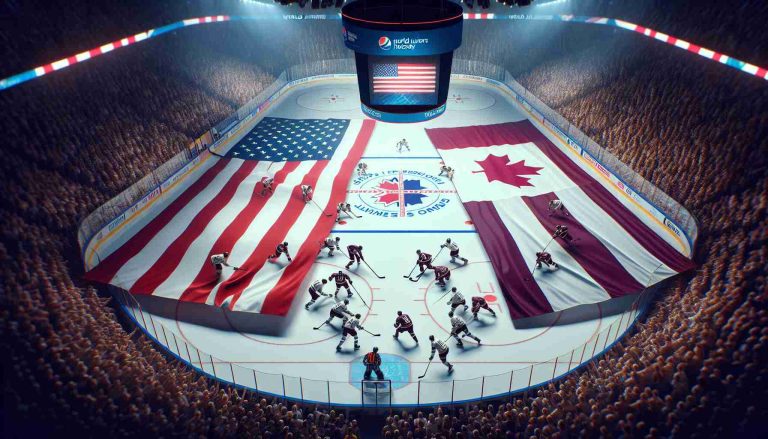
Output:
(369, 56), (440, 106)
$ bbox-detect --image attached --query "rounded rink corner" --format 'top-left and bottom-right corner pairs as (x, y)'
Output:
(86, 67), (697, 408)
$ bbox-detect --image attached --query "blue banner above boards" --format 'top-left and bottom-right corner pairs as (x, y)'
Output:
(342, 20), (463, 57)
(361, 102), (446, 123)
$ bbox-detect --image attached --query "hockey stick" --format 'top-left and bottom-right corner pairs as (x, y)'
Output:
(362, 260), (386, 279)
(362, 328), (381, 337)
(542, 237), (555, 252)
(403, 263), (418, 279)
(417, 358), (433, 379)
(313, 321), (328, 331)
(433, 288), (453, 304)
(408, 271), (425, 282)
(310, 198), (333, 217)
(349, 282), (370, 309)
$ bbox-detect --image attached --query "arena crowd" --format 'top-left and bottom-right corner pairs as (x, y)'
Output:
(1, 0), (767, 437)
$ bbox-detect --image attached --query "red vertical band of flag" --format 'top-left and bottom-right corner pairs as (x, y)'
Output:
(84, 159), (229, 284)
(257, 120), (376, 315)
(464, 200), (554, 319)
(179, 162), (301, 303)
(522, 192), (644, 297)
(213, 160), (331, 307)
(128, 160), (259, 295)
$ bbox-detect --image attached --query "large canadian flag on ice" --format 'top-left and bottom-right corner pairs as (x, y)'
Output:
(426, 120), (695, 319)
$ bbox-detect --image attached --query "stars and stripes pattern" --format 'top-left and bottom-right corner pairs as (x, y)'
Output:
(85, 118), (376, 316)
(426, 120), (695, 319)
(372, 63), (437, 94)
(227, 118), (349, 161)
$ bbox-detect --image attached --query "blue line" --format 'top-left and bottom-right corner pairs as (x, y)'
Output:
(360, 156), (442, 159)
(331, 229), (476, 233)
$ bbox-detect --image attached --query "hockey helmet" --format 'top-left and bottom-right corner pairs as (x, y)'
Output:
(416, 249), (422, 254)
(283, 242), (288, 246)
(372, 347), (379, 352)
(223, 252), (229, 257)
(397, 310), (403, 316)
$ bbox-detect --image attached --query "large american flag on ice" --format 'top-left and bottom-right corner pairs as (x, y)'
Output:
(372, 63), (436, 94)
(85, 117), (375, 315)
(426, 120), (695, 319)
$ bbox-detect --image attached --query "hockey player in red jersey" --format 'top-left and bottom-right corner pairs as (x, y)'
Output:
(535, 251), (559, 270)
(393, 311), (418, 344)
(319, 236), (341, 256)
(415, 249), (433, 272)
(345, 244), (364, 269)
(432, 265), (451, 287)
(471, 296), (496, 319)
(553, 225), (573, 245)
(267, 242), (291, 262)
(329, 270), (353, 299)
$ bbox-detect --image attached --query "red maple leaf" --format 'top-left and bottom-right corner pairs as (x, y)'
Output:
(472, 154), (543, 187)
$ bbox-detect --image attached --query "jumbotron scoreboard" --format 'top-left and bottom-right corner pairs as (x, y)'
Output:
(342, 0), (463, 122)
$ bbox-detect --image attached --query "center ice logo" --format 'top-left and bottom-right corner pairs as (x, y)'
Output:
(351, 170), (454, 218)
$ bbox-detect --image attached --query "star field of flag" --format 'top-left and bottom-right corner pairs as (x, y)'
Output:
(226, 117), (350, 161)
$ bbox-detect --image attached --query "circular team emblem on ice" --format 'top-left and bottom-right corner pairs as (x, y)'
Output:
(378, 36), (392, 50)
(351, 170), (455, 217)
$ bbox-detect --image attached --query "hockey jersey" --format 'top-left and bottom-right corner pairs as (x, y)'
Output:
(431, 339), (449, 355)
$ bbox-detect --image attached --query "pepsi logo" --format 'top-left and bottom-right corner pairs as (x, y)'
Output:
(378, 36), (392, 51)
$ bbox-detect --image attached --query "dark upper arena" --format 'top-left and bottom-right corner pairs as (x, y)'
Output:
(1, 0), (767, 437)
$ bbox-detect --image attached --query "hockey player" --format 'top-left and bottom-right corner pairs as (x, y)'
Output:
(301, 184), (313, 203)
(535, 251), (559, 270)
(267, 242), (291, 262)
(337, 313), (364, 352)
(438, 164), (454, 180)
(260, 176), (274, 196)
(305, 279), (330, 310)
(441, 238), (468, 265)
(336, 202), (353, 220)
(393, 311), (418, 344)
(548, 199), (570, 217)
(450, 315), (481, 347)
(357, 162), (368, 176)
(363, 347), (384, 380)
(325, 299), (353, 325)
(210, 252), (238, 281)
(428, 335), (453, 373)
(345, 244), (364, 269)
(553, 224), (573, 245)
(319, 236), (341, 256)
(471, 296), (497, 319)
(416, 249), (433, 273)
(396, 138), (410, 153)
(433, 265), (451, 287)
(446, 287), (468, 317)
(329, 270), (353, 299)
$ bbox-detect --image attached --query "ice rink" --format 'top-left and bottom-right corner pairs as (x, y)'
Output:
(108, 77), (681, 406)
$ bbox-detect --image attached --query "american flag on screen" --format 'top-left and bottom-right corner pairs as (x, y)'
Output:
(372, 63), (436, 94)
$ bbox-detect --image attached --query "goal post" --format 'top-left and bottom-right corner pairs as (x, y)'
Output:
(360, 379), (392, 408)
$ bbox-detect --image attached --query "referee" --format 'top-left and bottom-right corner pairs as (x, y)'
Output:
(363, 347), (384, 380)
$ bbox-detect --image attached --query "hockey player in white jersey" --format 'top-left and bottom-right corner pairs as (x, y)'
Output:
(336, 313), (365, 352)
(301, 184), (313, 203)
(446, 287), (469, 317)
(438, 164), (454, 180)
(428, 335), (453, 373)
(336, 202), (353, 221)
(319, 236), (341, 256)
(357, 162), (368, 176)
(305, 279), (330, 310)
(260, 176), (274, 197)
(548, 199), (570, 217)
(441, 238), (468, 265)
(396, 138), (410, 153)
(210, 252), (238, 281)
(325, 299), (353, 325)
(450, 315), (481, 348)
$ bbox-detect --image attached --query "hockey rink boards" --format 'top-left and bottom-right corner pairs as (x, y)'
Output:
(116, 78), (681, 406)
